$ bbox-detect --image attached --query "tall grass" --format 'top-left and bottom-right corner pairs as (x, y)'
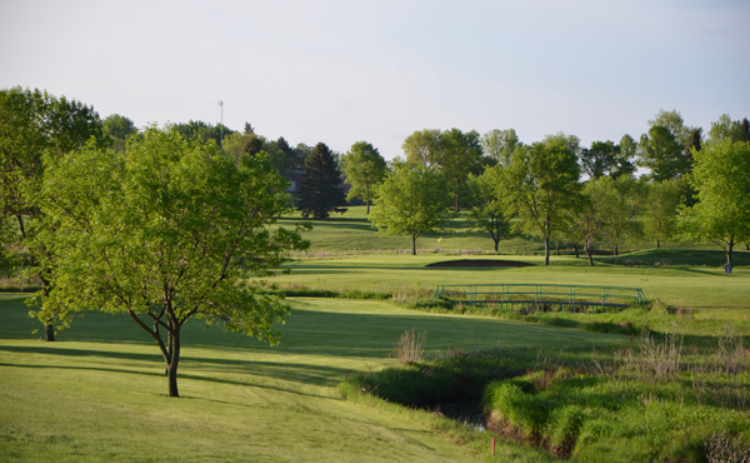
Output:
(392, 328), (427, 364)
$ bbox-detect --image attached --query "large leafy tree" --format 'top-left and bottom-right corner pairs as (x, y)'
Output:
(465, 167), (511, 253)
(643, 179), (684, 249)
(343, 141), (387, 214)
(638, 125), (687, 181)
(403, 128), (482, 212)
(480, 128), (521, 167)
(369, 166), (452, 255)
(299, 142), (347, 219)
(680, 139), (750, 265)
(709, 114), (750, 143)
(0, 86), (105, 341)
(565, 181), (607, 266)
(501, 137), (582, 265)
(103, 113), (138, 153)
(648, 109), (693, 146)
(595, 176), (647, 256)
(31, 127), (309, 397)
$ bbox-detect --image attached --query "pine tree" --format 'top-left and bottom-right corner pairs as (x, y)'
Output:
(299, 143), (347, 219)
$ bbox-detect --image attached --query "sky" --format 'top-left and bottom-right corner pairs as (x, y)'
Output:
(1, 0), (748, 159)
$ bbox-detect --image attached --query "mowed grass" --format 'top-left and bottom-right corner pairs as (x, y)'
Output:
(271, 253), (750, 310)
(0, 296), (624, 462)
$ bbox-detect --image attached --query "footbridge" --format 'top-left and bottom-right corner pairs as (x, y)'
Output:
(431, 283), (647, 311)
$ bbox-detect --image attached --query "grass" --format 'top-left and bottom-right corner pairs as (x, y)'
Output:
(0, 296), (625, 462)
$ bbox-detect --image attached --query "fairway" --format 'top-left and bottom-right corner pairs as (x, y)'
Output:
(272, 253), (750, 310)
(0, 296), (624, 462)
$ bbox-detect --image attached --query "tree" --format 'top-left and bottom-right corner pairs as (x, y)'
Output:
(638, 125), (687, 181)
(343, 141), (387, 214)
(481, 129), (521, 166)
(595, 176), (647, 256)
(643, 179), (684, 249)
(501, 137), (582, 265)
(299, 142), (347, 219)
(648, 109), (693, 145)
(30, 127), (309, 397)
(0, 86), (105, 341)
(103, 113), (136, 139)
(369, 166), (453, 255)
(680, 139), (750, 266)
(465, 167), (511, 253)
(616, 134), (638, 178)
(709, 114), (750, 143)
(580, 140), (620, 180)
(565, 181), (606, 266)
(403, 128), (482, 211)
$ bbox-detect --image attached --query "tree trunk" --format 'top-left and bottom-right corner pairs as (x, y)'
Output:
(657, 240), (660, 249)
(573, 243), (579, 259)
(544, 236), (550, 266)
(585, 242), (594, 266)
(167, 325), (181, 398)
(44, 324), (55, 341)
(454, 193), (460, 213)
(727, 238), (734, 266)
(555, 240), (560, 256)
(366, 199), (370, 215)
(412, 235), (417, 256)
(494, 239), (499, 254)
(745, 242), (749, 251)
(614, 244), (619, 256)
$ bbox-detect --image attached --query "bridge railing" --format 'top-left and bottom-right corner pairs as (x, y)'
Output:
(431, 283), (647, 311)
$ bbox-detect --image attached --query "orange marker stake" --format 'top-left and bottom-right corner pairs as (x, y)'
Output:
(491, 438), (495, 456)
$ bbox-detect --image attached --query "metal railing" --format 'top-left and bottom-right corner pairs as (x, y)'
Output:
(431, 283), (647, 311)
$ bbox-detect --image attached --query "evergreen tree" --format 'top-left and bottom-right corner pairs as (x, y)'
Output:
(299, 142), (347, 219)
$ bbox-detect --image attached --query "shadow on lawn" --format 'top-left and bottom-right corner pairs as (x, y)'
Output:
(0, 343), (350, 388)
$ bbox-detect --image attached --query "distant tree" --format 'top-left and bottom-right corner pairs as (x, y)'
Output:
(402, 129), (442, 168)
(404, 128), (482, 212)
(369, 166), (452, 255)
(343, 141), (387, 214)
(501, 138), (582, 265)
(638, 125), (687, 181)
(709, 114), (750, 143)
(30, 127), (309, 397)
(0, 86), (106, 341)
(299, 143), (347, 219)
(172, 120), (234, 146)
(596, 176), (647, 256)
(103, 114), (136, 139)
(649, 109), (693, 146)
(680, 139), (750, 266)
(684, 128), (702, 163)
(565, 181), (606, 266)
(244, 122), (255, 134)
(616, 134), (638, 178)
(580, 140), (620, 180)
(465, 167), (511, 253)
(643, 179), (684, 249)
(291, 143), (313, 170)
(481, 129), (521, 166)
(243, 134), (263, 156)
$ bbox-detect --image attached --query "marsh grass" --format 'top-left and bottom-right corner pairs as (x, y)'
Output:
(392, 328), (428, 364)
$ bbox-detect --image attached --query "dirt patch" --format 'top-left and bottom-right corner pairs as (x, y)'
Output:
(426, 259), (533, 268)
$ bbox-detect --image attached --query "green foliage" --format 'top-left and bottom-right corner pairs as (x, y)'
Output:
(403, 128), (483, 211)
(593, 176), (647, 256)
(299, 142), (347, 219)
(643, 179), (684, 248)
(30, 126), (309, 396)
(102, 113), (136, 140)
(580, 140), (635, 180)
(501, 136), (582, 264)
(480, 128), (521, 166)
(708, 114), (750, 143)
(680, 139), (750, 265)
(648, 109), (693, 146)
(343, 141), (387, 213)
(369, 166), (453, 255)
(638, 125), (688, 181)
(465, 167), (511, 252)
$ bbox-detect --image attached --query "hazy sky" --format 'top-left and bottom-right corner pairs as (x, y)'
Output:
(1, 0), (748, 159)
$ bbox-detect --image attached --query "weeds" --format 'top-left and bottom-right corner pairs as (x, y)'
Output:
(392, 328), (427, 364)
(706, 431), (750, 463)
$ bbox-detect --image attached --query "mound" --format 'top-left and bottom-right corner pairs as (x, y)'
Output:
(426, 259), (533, 268)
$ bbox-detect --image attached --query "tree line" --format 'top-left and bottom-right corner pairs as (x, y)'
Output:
(1, 85), (748, 395)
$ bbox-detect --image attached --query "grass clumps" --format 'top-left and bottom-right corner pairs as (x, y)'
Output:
(256, 286), (392, 300)
(392, 328), (427, 364)
(483, 329), (750, 461)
